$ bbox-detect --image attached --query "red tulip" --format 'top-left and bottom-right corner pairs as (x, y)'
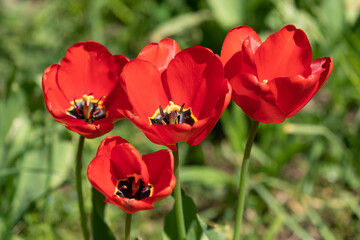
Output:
(121, 39), (232, 151)
(87, 136), (176, 214)
(42, 41), (131, 138)
(221, 25), (333, 124)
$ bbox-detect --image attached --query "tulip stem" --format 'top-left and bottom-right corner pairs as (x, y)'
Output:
(173, 143), (186, 240)
(125, 213), (132, 240)
(75, 135), (90, 240)
(233, 120), (259, 240)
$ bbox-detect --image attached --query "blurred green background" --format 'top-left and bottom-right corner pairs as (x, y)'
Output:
(1, 0), (359, 239)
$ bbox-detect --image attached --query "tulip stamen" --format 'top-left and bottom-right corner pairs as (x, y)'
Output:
(67, 94), (107, 123)
(159, 105), (167, 125)
(149, 101), (197, 126)
(115, 176), (153, 200)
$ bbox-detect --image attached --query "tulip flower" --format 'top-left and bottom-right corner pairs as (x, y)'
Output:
(42, 41), (131, 138)
(87, 136), (176, 214)
(121, 39), (232, 151)
(221, 25), (333, 124)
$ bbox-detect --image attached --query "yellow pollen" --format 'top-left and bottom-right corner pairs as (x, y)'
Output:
(262, 79), (268, 84)
(166, 101), (181, 113)
(82, 95), (94, 120)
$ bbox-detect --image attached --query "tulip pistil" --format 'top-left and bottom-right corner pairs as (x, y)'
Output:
(149, 101), (197, 126)
(67, 94), (106, 123)
(115, 176), (153, 200)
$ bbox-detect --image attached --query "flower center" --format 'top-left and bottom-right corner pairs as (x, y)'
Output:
(115, 176), (153, 200)
(149, 101), (197, 126)
(66, 94), (106, 123)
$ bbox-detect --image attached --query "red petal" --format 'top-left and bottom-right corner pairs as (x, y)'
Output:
(105, 196), (154, 214)
(221, 25), (261, 66)
(57, 41), (119, 100)
(113, 54), (129, 73)
(143, 150), (176, 200)
(42, 64), (70, 119)
(230, 73), (285, 124)
(254, 25), (312, 81)
(122, 59), (169, 121)
(110, 143), (150, 183)
(105, 55), (131, 120)
(270, 75), (318, 116)
(105, 82), (132, 121)
(95, 136), (129, 157)
(286, 57), (333, 117)
(151, 118), (209, 144)
(87, 155), (117, 199)
(142, 150), (174, 185)
(166, 46), (226, 119)
(149, 169), (176, 202)
(65, 119), (114, 138)
(137, 38), (181, 73)
(187, 82), (232, 145)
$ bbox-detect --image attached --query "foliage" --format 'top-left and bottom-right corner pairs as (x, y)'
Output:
(1, 0), (359, 239)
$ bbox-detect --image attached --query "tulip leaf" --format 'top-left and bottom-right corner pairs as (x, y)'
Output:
(8, 139), (74, 229)
(164, 190), (209, 240)
(92, 187), (116, 240)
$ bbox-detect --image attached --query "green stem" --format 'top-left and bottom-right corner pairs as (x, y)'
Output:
(125, 213), (132, 240)
(173, 143), (186, 240)
(233, 120), (260, 240)
(75, 135), (90, 240)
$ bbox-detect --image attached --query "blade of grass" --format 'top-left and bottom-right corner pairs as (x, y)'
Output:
(263, 215), (284, 240)
(252, 183), (315, 240)
(306, 209), (337, 240)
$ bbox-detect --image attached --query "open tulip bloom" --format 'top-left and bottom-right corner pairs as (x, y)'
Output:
(87, 136), (176, 214)
(42, 41), (131, 138)
(121, 39), (232, 151)
(221, 25), (333, 124)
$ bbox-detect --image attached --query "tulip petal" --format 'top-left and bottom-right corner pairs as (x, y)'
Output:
(122, 59), (169, 121)
(105, 82), (132, 120)
(270, 75), (318, 116)
(57, 41), (119, 100)
(166, 46), (226, 119)
(87, 155), (118, 199)
(105, 196), (154, 214)
(65, 119), (114, 138)
(221, 25), (262, 66)
(110, 143), (150, 184)
(187, 82), (232, 146)
(286, 57), (333, 117)
(254, 25), (312, 81)
(230, 73), (285, 123)
(95, 136), (129, 157)
(137, 38), (181, 73)
(42, 64), (71, 120)
(149, 169), (176, 201)
(142, 150), (174, 185)
(151, 118), (210, 144)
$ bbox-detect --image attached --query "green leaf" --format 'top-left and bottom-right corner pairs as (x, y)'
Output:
(92, 187), (116, 240)
(164, 190), (208, 240)
(8, 139), (74, 228)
